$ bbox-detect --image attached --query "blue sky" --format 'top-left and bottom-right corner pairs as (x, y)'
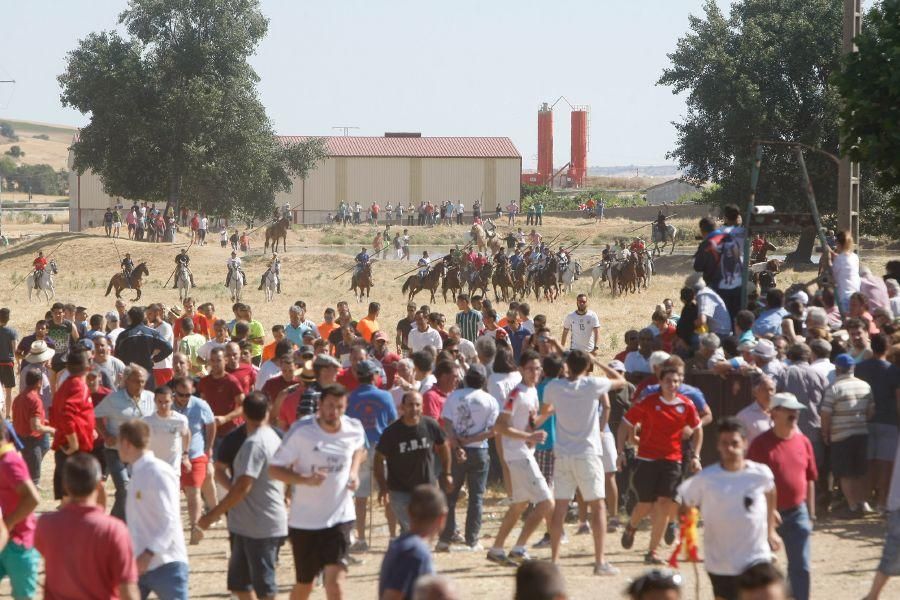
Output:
(0, 0), (716, 168)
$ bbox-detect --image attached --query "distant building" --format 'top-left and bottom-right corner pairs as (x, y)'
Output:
(644, 178), (703, 206)
(67, 133), (521, 230)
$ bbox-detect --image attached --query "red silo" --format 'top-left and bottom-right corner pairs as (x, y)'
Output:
(568, 108), (588, 187)
(537, 103), (553, 186)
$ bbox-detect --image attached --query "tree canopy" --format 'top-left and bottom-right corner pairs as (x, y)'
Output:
(58, 0), (326, 221)
(834, 0), (900, 217)
(658, 0), (843, 214)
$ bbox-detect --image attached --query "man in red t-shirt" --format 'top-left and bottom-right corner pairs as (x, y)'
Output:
(224, 341), (256, 394)
(35, 453), (138, 599)
(336, 346), (382, 392)
(371, 331), (401, 388)
(172, 296), (212, 340)
(615, 357), (702, 565)
(422, 360), (457, 419)
(748, 392), (818, 600)
(12, 369), (55, 483)
(50, 350), (96, 501)
(197, 347), (244, 441)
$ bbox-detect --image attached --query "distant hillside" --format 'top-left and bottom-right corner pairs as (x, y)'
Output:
(0, 118), (77, 171)
(588, 165), (681, 178)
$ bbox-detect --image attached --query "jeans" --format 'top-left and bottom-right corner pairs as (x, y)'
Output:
(21, 436), (45, 483)
(389, 490), (413, 534)
(440, 447), (489, 546)
(778, 504), (812, 600)
(139, 561), (189, 600)
(105, 448), (130, 521)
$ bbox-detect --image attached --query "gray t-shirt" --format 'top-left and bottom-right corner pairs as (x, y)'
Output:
(94, 356), (126, 391)
(228, 426), (288, 539)
(0, 325), (18, 362)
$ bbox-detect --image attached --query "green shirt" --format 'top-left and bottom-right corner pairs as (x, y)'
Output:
(178, 332), (207, 374)
(535, 203), (544, 214)
(232, 320), (266, 358)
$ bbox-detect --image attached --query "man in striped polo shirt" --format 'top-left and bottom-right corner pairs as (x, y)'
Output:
(455, 294), (483, 344)
(821, 353), (874, 516)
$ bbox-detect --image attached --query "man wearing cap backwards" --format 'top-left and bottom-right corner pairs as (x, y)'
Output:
(749, 393), (818, 600)
(346, 359), (398, 552)
(821, 354), (874, 516)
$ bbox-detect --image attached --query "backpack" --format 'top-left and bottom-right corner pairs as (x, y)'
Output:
(706, 227), (744, 288)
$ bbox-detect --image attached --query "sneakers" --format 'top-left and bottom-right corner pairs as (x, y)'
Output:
(434, 541), (451, 553)
(349, 539), (369, 553)
(509, 547), (531, 563)
(621, 524), (637, 550)
(607, 517), (621, 534)
(532, 533), (551, 549)
(486, 548), (518, 567)
(593, 562), (621, 576)
(576, 522), (592, 535)
(644, 551), (665, 565)
(664, 522), (677, 545)
(467, 542), (484, 552)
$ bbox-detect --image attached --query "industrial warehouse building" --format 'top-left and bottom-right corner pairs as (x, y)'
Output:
(68, 133), (522, 230)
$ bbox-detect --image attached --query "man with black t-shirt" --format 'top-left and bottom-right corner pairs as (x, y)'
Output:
(396, 302), (417, 355)
(375, 391), (451, 533)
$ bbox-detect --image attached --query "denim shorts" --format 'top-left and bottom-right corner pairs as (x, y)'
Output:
(878, 511), (900, 576)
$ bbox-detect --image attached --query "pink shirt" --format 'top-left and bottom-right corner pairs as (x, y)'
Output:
(0, 448), (36, 547)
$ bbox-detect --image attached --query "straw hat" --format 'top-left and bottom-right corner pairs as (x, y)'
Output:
(25, 340), (55, 364)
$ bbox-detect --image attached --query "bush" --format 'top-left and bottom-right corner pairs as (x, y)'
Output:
(5, 145), (24, 158)
(32, 134), (50, 141)
(0, 122), (17, 141)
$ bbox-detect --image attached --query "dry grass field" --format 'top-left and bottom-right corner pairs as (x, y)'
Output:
(0, 216), (896, 599)
(0, 119), (76, 171)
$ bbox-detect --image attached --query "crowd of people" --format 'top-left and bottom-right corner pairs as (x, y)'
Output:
(0, 209), (899, 599)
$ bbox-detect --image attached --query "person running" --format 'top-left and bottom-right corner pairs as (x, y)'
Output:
(487, 350), (554, 565)
(170, 375), (216, 529)
(0, 419), (41, 600)
(269, 384), (366, 600)
(561, 294), (601, 353)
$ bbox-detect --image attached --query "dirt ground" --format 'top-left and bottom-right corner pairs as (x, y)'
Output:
(0, 218), (896, 598)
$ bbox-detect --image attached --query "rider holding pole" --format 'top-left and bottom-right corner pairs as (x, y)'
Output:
(121, 253), (134, 285)
(173, 248), (195, 288)
(352, 247), (371, 289)
(32, 252), (48, 287)
(226, 251), (245, 289)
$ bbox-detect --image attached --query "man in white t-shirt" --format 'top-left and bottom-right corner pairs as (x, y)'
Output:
(677, 418), (779, 600)
(540, 350), (628, 576)
(270, 383), (366, 599)
(144, 386), (190, 470)
(561, 294), (600, 353)
(408, 311), (443, 353)
(148, 303), (175, 386)
(487, 350), (553, 566)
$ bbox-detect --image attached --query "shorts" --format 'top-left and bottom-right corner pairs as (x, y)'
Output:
(534, 449), (554, 485)
(708, 573), (738, 600)
(181, 454), (209, 488)
(831, 434), (868, 479)
(227, 533), (282, 598)
(288, 522), (354, 584)
(634, 459), (682, 503)
(554, 454), (605, 502)
(601, 431), (618, 473)
(0, 364), (15, 388)
(878, 510), (900, 576)
(507, 457), (553, 505)
(0, 541), (40, 598)
(868, 423), (899, 462)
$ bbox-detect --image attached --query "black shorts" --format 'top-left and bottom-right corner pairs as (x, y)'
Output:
(708, 573), (738, 600)
(0, 364), (15, 388)
(288, 522), (354, 584)
(634, 459), (682, 503)
(831, 434), (869, 479)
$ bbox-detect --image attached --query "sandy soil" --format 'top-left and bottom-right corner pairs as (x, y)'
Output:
(0, 220), (896, 599)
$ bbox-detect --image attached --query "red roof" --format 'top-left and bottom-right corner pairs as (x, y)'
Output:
(278, 136), (520, 159)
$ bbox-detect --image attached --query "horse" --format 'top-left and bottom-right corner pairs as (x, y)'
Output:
(401, 262), (446, 303)
(532, 256), (560, 302)
(651, 224), (678, 256)
(105, 262), (150, 301)
(350, 263), (374, 303)
(468, 263), (493, 299)
(636, 252), (653, 290)
(441, 263), (465, 303)
(226, 264), (244, 302)
(491, 263), (514, 302)
(26, 260), (57, 302)
(587, 261), (611, 296)
(616, 259), (639, 296)
(511, 261), (528, 301)
(262, 269), (278, 303)
(264, 216), (291, 253)
(174, 264), (192, 302)
(559, 261), (581, 294)
(470, 223), (490, 254)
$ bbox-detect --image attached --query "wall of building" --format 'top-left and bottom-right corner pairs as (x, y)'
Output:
(68, 168), (125, 231)
(645, 180), (702, 205)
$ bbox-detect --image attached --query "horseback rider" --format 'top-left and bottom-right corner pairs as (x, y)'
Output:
(510, 247), (524, 271)
(601, 244), (611, 262)
(173, 248), (195, 288)
(656, 210), (667, 237)
(493, 247), (509, 271)
(630, 237), (646, 254)
(32, 251), (48, 287)
(352, 247), (371, 288)
(121, 253), (134, 286)
(417, 251), (431, 280)
(258, 252), (281, 292)
(226, 251), (246, 288)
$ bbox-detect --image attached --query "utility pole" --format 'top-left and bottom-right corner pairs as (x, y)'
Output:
(838, 0), (862, 242)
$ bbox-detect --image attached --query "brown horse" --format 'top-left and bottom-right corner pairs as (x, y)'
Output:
(402, 262), (446, 303)
(350, 263), (374, 303)
(511, 261), (528, 301)
(615, 259), (639, 296)
(441, 263), (464, 303)
(468, 263), (493, 299)
(264, 217), (291, 253)
(491, 263), (513, 302)
(105, 262), (149, 301)
(532, 256), (560, 302)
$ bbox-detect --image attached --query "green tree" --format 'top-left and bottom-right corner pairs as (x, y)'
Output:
(5, 145), (24, 158)
(833, 0), (900, 217)
(658, 0), (842, 215)
(58, 0), (326, 221)
(0, 122), (16, 140)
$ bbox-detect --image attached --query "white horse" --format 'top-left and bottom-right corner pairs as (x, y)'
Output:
(174, 264), (191, 301)
(262, 269), (278, 302)
(587, 261), (611, 295)
(651, 224), (678, 256)
(559, 261), (581, 294)
(26, 259), (57, 301)
(639, 252), (654, 289)
(227, 264), (244, 301)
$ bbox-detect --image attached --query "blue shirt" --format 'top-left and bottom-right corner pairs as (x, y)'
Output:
(94, 388), (156, 448)
(172, 395), (215, 459)
(752, 307), (788, 338)
(378, 533), (434, 600)
(639, 382), (708, 414)
(535, 378), (556, 451)
(503, 326), (530, 362)
(347, 384), (398, 446)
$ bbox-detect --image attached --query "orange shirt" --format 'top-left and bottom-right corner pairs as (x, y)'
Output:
(318, 321), (337, 342)
(262, 341), (277, 363)
(173, 313), (211, 340)
(356, 317), (380, 343)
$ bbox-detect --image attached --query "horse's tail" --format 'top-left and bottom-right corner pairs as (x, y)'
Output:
(105, 276), (115, 297)
(402, 278), (412, 294)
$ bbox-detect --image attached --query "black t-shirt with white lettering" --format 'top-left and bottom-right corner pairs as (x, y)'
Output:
(376, 417), (444, 493)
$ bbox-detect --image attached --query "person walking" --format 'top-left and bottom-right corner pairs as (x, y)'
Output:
(144, 385), (191, 471)
(11, 368), (55, 483)
(748, 393), (818, 600)
(561, 294), (600, 353)
(0, 419), (41, 600)
(170, 375), (216, 529)
(677, 418), (780, 600)
(455, 294), (483, 344)
(269, 384), (366, 600)
(197, 392), (287, 600)
(49, 349), (96, 503)
(115, 306), (173, 391)
(118, 419), (190, 600)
